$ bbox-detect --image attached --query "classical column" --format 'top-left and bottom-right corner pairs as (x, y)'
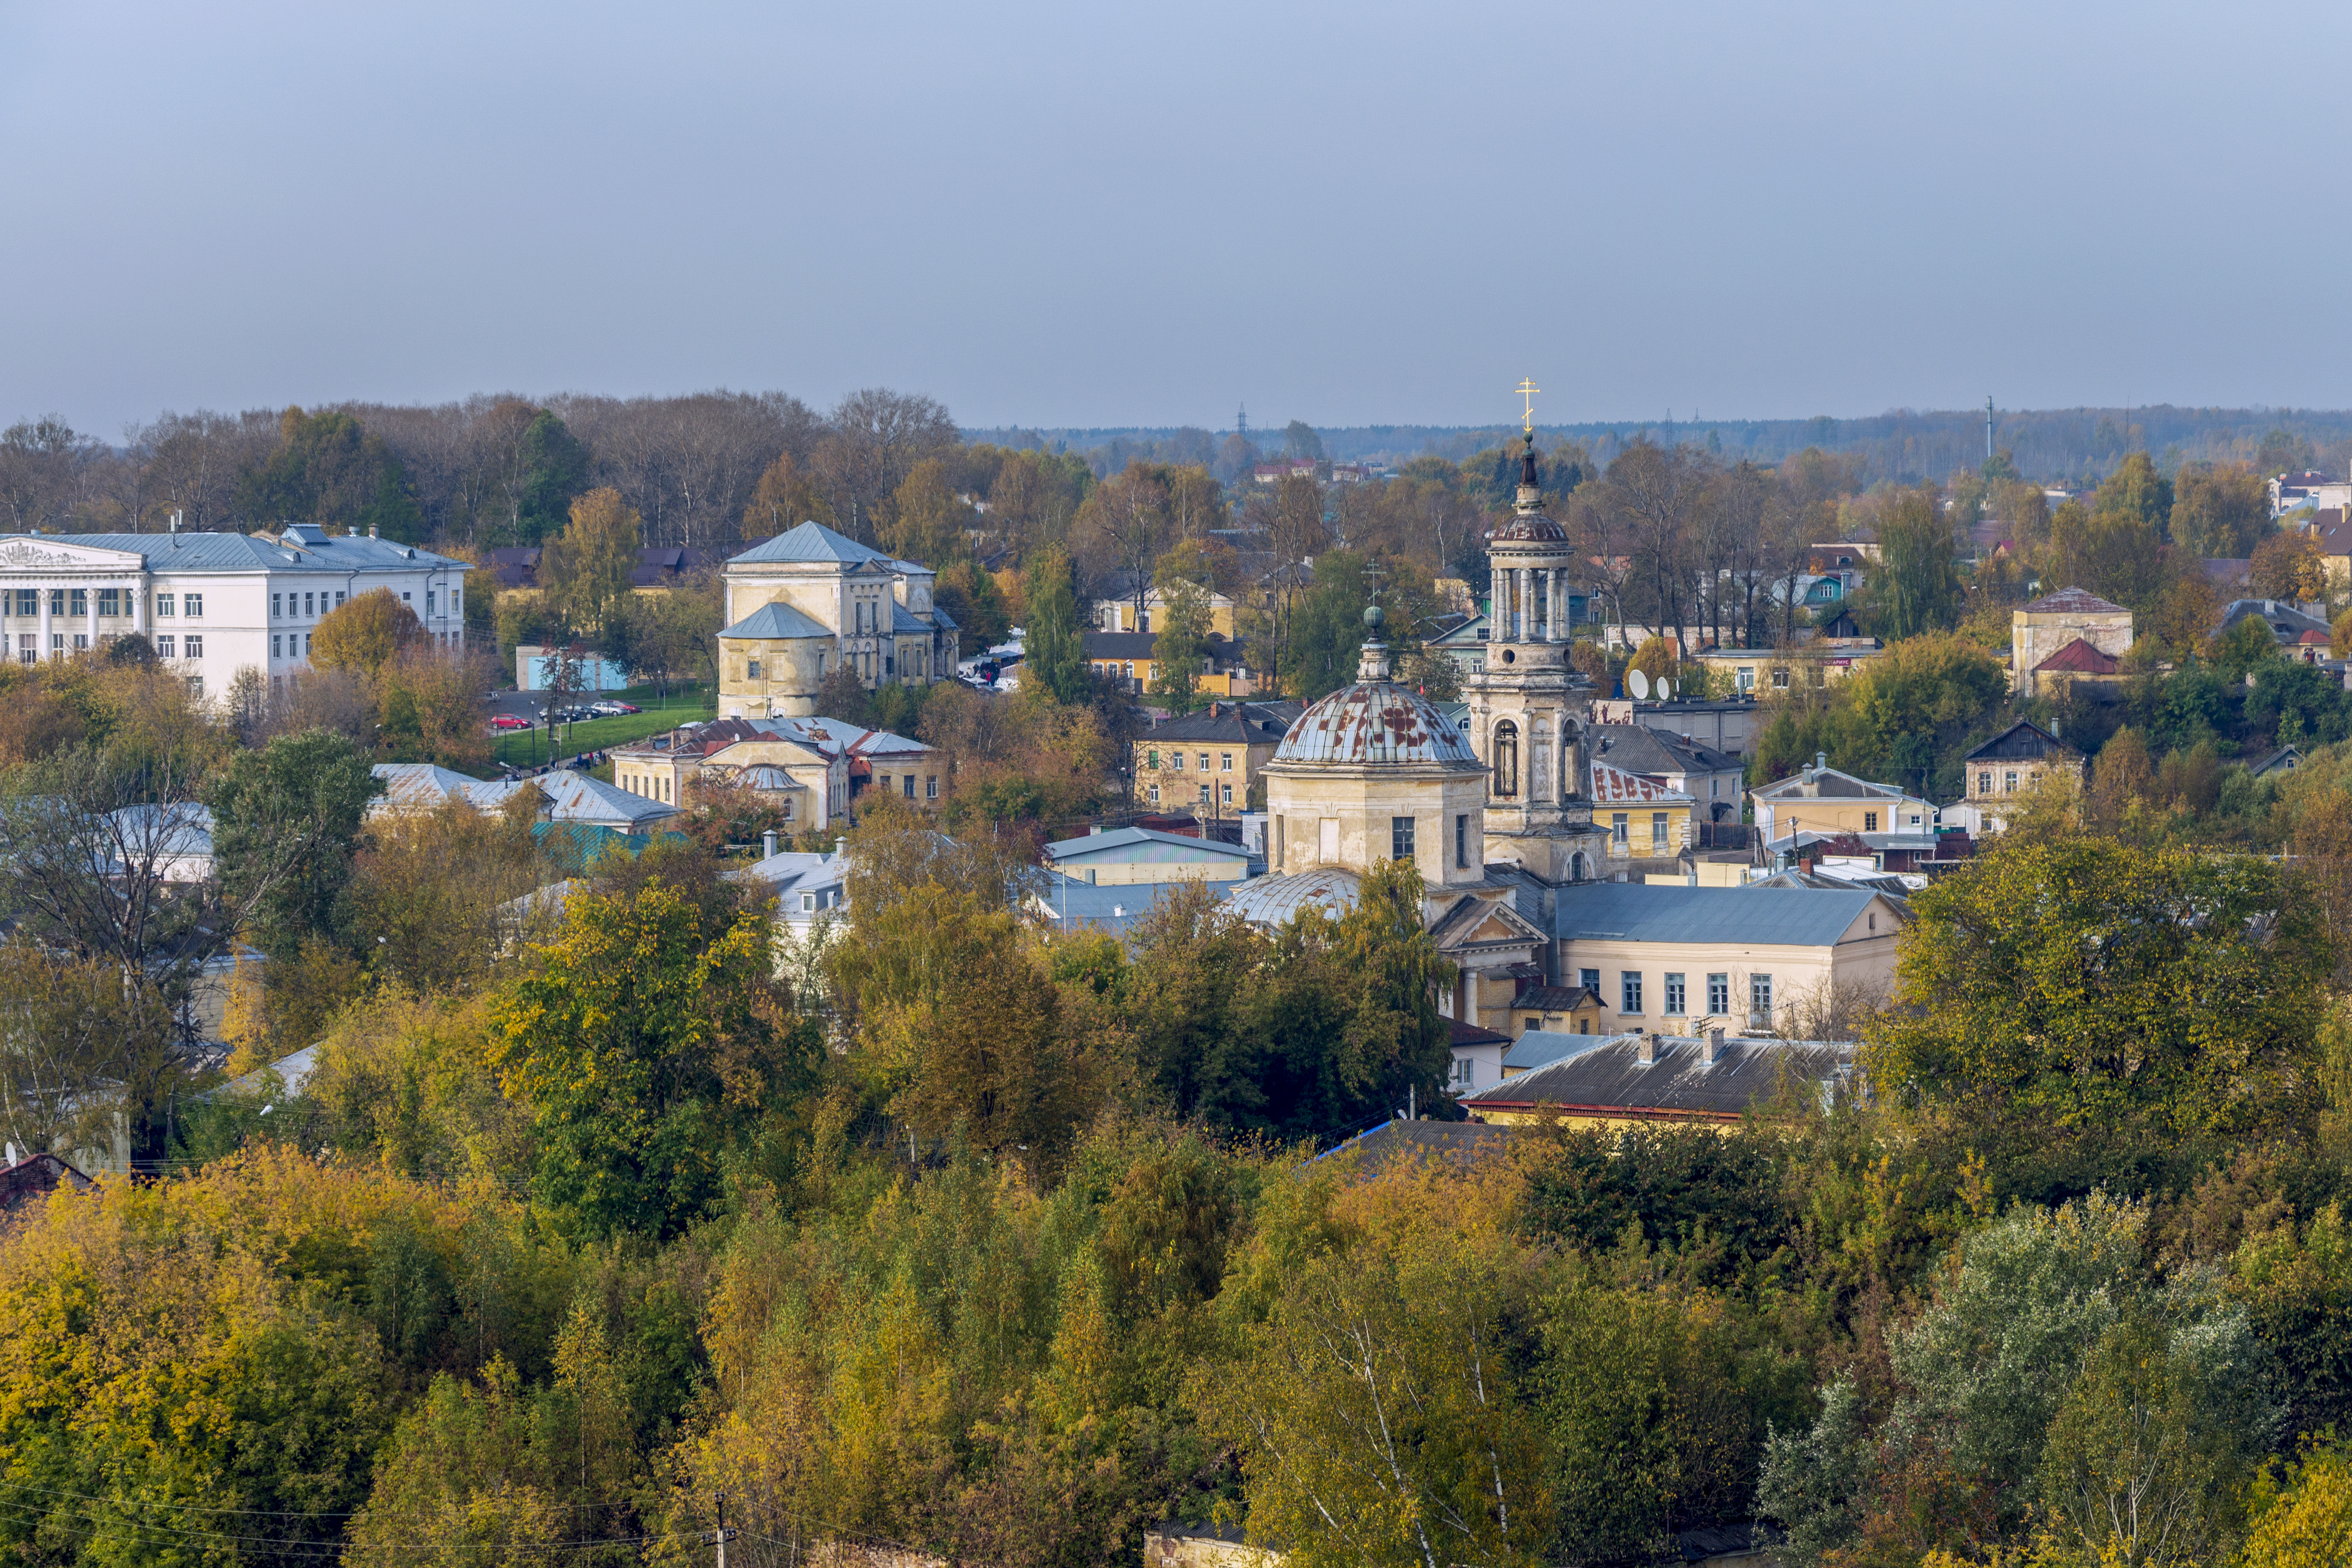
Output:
(38, 585), (51, 659)
(1548, 570), (1563, 642)
(1491, 567), (1504, 634)
(131, 578), (144, 634)
(83, 583), (96, 649)
(1517, 568), (1530, 642)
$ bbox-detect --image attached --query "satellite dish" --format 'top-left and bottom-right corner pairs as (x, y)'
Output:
(1657, 677), (1673, 701)
(1627, 668), (1650, 699)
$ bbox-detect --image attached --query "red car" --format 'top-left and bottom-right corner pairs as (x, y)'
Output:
(490, 713), (531, 731)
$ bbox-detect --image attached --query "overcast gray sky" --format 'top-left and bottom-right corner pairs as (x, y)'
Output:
(5, 0), (2347, 436)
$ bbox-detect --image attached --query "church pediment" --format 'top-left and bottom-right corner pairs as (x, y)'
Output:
(0, 539), (145, 571)
(1429, 892), (1546, 952)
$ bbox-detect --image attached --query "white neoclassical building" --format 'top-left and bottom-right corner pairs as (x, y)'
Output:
(0, 524), (468, 696)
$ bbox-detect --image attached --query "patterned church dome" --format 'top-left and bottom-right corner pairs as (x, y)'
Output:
(1269, 607), (1484, 769)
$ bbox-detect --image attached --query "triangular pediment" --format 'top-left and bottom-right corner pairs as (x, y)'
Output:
(0, 539), (145, 570)
(1429, 892), (1546, 952)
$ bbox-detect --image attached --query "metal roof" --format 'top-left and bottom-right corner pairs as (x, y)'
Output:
(1553, 882), (1889, 946)
(1045, 825), (1252, 861)
(1219, 867), (1362, 925)
(1464, 1034), (1855, 1117)
(1503, 1029), (1630, 1072)
(1270, 668), (1482, 768)
(2019, 586), (2128, 616)
(1, 530), (465, 574)
(1030, 872), (1191, 934)
(533, 769), (680, 827)
(719, 600), (833, 639)
(726, 520), (891, 566)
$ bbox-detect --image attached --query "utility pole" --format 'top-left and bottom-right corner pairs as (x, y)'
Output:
(713, 1493), (737, 1568)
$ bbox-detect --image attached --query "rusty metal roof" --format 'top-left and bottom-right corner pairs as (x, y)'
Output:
(1270, 675), (1484, 768)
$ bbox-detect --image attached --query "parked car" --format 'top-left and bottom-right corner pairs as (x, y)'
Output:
(589, 700), (641, 715)
(490, 713), (530, 731)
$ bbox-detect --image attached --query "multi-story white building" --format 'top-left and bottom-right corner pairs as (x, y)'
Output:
(0, 523), (468, 696)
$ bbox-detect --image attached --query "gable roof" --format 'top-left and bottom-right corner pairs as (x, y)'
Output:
(1589, 759), (1692, 803)
(1142, 702), (1296, 743)
(1044, 825), (1252, 862)
(371, 763), (540, 816)
(1964, 719), (2080, 763)
(1463, 1034), (1856, 1119)
(1554, 882), (1895, 946)
(720, 600), (833, 640)
(533, 769), (680, 826)
(2032, 637), (2119, 676)
(1504, 1028), (1632, 1073)
(1588, 725), (1739, 779)
(2218, 598), (2331, 640)
(1750, 764), (1912, 802)
(726, 520), (890, 566)
(2019, 586), (2128, 616)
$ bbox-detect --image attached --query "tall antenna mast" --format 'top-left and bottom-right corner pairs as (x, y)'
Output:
(1237, 403), (1248, 439)
(1986, 396), (1994, 461)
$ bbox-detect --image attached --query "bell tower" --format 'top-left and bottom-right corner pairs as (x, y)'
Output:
(1464, 427), (1606, 882)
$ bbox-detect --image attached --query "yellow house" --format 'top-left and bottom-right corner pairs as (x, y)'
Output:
(1963, 720), (2085, 833)
(1134, 701), (1291, 813)
(1553, 881), (1905, 1039)
(609, 717), (848, 825)
(2010, 587), (2132, 696)
(1503, 982), (1609, 1038)
(1093, 588), (1240, 638)
(1084, 632), (1255, 701)
(1748, 756), (1935, 862)
(1589, 758), (1694, 862)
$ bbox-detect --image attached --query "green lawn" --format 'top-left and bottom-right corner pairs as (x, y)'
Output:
(488, 683), (717, 771)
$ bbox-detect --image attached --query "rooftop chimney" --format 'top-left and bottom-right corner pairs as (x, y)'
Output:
(1703, 1027), (1725, 1066)
(762, 829), (778, 859)
(1637, 1031), (1659, 1065)
(369, 524), (379, 539)
(833, 835), (847, 861)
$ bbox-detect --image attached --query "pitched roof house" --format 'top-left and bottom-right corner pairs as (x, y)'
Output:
(1460, 1029), (1857, 1127)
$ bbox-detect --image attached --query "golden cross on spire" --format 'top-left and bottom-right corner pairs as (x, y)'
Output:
(1516, 378), (1541, 434)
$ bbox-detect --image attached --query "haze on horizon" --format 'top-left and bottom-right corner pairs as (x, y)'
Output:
(5, 0), (2347, 439)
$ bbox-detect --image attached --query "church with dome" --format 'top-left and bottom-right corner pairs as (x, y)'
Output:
(1223, 440), (1608, 1035)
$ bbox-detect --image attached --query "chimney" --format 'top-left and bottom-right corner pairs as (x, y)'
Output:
(762, 829), (778, 859)
(1112, 902), (1126, 918)
(368, 523), (378, 539)
(1704, 1027), (1725, 1066)
(832, 835), (847, 860)
(1637, 1032), (1658, 1065)
(1089, 823), (1105, 835)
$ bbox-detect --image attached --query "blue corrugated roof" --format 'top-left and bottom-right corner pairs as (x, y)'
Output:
(726, 521), (886, 565)
(719, 600), (833, 639)
(1032, 873), (1190, 933)
(1553, 882), (1887, 946)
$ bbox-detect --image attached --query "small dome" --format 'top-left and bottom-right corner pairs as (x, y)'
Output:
(1220, 867), (1362, 927)
(1488, 512), (1568, 543)
(1272, 677), (1482, 768)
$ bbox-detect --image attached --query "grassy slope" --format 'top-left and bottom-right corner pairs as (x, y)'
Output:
(475, 683), (718, 776)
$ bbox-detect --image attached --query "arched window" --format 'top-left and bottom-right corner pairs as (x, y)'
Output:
(1493, 720), (1519, 799)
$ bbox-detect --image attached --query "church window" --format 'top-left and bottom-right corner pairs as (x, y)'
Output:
(1455, 813), (1468, 869)
(1621, 972), (1643, 1014)
(1492, 721), (1519, 798)
(1664, 974), (1686, 1015)
(1708, 973), (1730, 1014)
(885, 656), (894, 676)
(1391, 815), (1415, 861)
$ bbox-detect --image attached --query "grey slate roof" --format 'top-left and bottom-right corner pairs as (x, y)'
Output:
(6, 529), (464, 574)
(1464, 1034), (1855, 1117)
(1751, 764), (1909, 801)
(719, 600), (833, 640)
(1553, 882), (1888, 946)
(1503, 1029), (1630, 1073)
(1588, 724), (1740, 777)
(1143, 702), (1295, 743)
